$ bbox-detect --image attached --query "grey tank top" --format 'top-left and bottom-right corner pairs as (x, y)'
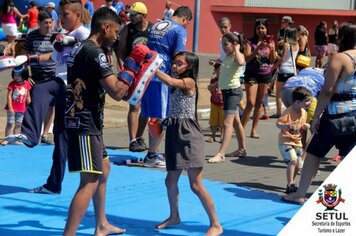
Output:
(169, 88), (196, 119)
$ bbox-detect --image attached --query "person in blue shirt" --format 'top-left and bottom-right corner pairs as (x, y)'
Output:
(47, 2), (60, 31)
(141, 6), (192, 168)
(113, 0), (125, 13)
(84, 0), (94, 18)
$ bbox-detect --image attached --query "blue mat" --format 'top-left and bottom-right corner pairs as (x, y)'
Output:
(0, 145), (300, 235)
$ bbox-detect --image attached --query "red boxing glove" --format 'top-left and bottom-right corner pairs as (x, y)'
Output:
(117, 44), (163, 105)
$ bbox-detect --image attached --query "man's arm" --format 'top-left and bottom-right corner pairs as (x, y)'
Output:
(99, 74), (129, 101)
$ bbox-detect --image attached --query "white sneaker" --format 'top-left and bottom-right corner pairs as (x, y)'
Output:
(5, 134), (32, 146)
(29, 185), (58, 194)
(143, 157), (166, 168)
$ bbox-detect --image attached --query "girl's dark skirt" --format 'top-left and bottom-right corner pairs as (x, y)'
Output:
(165, 118), (205, 171)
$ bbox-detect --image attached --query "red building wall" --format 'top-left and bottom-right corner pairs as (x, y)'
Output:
(94, 0), (196, 51)
(93, 0), (356, 55)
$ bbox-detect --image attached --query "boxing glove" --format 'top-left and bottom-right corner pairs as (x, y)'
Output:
(51, 33), (78, 52)
(117, 44), (163, 105)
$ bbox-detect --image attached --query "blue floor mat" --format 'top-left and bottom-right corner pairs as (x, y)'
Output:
(0, 145), (300, 235)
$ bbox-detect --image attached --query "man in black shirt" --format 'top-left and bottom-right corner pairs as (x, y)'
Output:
(277, 16), (294, 56)
(64, 7), (130, 234)
(114, 1), (152, 152)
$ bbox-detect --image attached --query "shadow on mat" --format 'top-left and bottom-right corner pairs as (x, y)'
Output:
(275, 217), (292, 226)
(223, 185), (283, 203)
(1, 203), (249, 236)
(230, 182), (286, 194)
(0, 185), (28, 195)
(106, 145), (129, 150)
(0, 203), (268, 236)
(231, 155), (285, 169)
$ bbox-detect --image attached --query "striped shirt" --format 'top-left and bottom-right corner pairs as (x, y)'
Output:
(23, 29), (56, 82)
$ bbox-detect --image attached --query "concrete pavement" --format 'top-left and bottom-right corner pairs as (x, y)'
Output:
(101, 114), (339, 197)
(0, 54), (338, 198)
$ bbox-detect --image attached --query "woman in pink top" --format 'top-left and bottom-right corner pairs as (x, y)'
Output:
(0, 0), (27, 56)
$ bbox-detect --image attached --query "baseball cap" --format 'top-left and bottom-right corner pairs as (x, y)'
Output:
(127, 2), (148, 15)
(282, 16), (294, 24)
(13, 65), (25, 74)
(47, 2), (55, 8)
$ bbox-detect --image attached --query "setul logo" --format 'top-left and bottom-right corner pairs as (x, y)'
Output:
(316, 184), (345, 211)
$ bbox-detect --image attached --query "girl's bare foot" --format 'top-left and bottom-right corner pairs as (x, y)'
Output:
(156, 216), (181, 229)
(94, 223), (126, 236)
(206, 224), (223, 236)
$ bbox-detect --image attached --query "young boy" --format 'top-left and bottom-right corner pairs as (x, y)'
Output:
(207, 62), (224, 143)
(276, 86), (312, 194)
(64, 7), (133, 235)
(6, 0), (90, 195)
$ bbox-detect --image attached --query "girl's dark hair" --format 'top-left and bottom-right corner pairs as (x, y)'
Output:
(175, 51), (199, 82)
(1, 0), (13, 15)
(222, 32), (245, 53)
(284, 27), (298, 44)
(337, 22), (356, 52)
(316, 20), (327, 30)
(253, 18), (269, 42)
(173, 51), (200, 120)
(11, 65), (29, 80)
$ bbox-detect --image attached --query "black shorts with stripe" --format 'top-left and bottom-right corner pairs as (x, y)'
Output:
(68, 134), (108, 174)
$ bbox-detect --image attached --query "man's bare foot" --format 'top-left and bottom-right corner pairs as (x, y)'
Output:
(94, 223), (126, 236)
(206, 224), (223, 236)
(156, 216), (181, 229)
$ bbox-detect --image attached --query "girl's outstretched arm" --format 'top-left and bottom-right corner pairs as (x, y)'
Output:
(156, 70), (195, 90)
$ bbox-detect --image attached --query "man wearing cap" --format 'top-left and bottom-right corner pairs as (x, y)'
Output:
(277, 16), (294, 56)
(114, 1), (153, 153)
(141, 6), (193, 168)
(47, 2), (59, 31)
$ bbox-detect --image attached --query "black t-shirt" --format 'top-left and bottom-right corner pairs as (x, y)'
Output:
(314, 28), (328, 46)
(124, 22), (153, 57)
(65, 40), (113, 135)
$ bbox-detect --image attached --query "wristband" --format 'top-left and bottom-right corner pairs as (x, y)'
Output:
(28, 53), (39, 64)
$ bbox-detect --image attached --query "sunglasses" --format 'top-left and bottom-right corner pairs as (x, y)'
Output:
(256, 18), (268, 24)
(172, 60), (189, 67)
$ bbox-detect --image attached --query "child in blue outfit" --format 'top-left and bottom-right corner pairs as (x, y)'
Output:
(155, 51), (223, 236)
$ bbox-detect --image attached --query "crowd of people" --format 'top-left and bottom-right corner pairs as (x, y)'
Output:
(0, 0), (355, 235)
